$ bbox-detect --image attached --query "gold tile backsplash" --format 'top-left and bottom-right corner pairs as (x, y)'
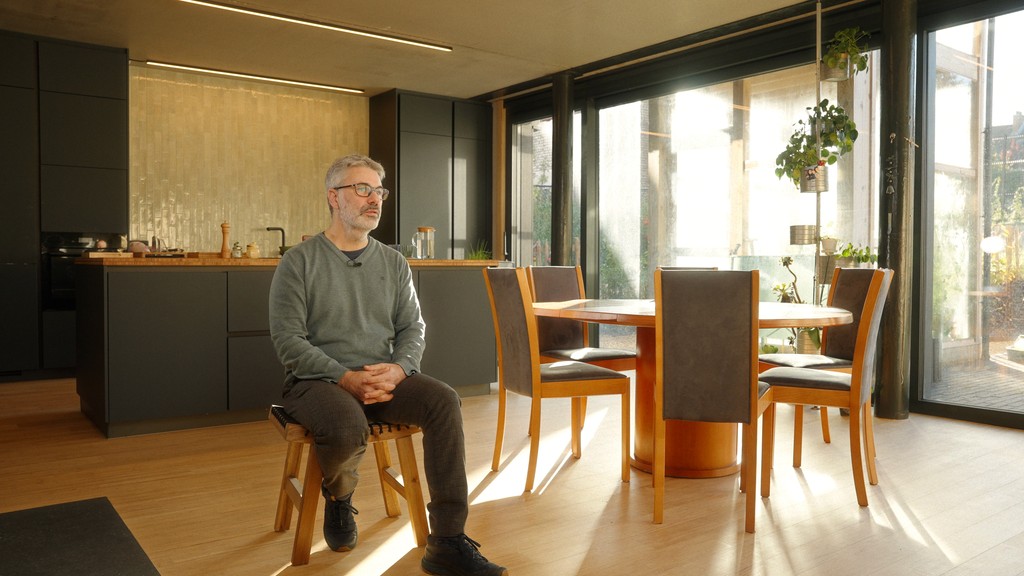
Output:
(129, 64), (368, 254)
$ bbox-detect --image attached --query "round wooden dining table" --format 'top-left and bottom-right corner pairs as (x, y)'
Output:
(532, 298), (853, 478)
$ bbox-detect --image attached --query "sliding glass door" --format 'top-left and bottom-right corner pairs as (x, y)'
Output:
(918, 9), (1024, 426)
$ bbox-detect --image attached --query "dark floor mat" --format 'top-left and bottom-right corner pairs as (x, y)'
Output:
(0, 497), (159, 576)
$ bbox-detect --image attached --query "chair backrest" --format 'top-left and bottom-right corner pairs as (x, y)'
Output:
(655, 269), (759, 424)
(849, 268), (894, 405)
(821, 267), (877, 360)
(483, 267), (538, 397)
(527, 265), (587, 351)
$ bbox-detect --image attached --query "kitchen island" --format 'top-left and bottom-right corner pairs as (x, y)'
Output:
(76, 256), (499, 437)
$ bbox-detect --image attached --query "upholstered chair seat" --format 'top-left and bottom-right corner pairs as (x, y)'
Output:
(758, 353), (852, 370)
(759, 267), (878, 461)
(483, 266), (631, 493)
(527, 266), (636, 371)
(759, 268), (894, 508)
(652, 268), (772, 533)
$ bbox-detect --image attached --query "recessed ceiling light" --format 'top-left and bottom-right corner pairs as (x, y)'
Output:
(178, 0), (453, 52)
(143, 61), (365, 94)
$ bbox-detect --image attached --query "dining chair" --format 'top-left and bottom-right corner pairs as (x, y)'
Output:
(483, 267), (631, 493)
(759, 267), (893, 507)
(526, 265), (636, 371)
(759, 266), (879, 465)
(653, 269), (773, 532)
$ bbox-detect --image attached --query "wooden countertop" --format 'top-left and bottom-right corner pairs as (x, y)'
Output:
(76, 254), (505, 268)
(409, 259), (503, 268)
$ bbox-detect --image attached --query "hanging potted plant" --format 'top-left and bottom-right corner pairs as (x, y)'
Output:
(821, 27), (870, 82)
(774, 98), (859, 191)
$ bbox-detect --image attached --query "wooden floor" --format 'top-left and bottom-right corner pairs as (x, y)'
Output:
(2, 377), (1024, 576)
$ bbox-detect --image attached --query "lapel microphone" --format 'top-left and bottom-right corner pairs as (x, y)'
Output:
(346, 260), (362, 267)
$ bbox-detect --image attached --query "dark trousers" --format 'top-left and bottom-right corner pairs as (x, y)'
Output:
(283, 373), (468, 536)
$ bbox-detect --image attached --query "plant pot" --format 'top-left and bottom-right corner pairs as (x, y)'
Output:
(790, 224), (817, 245)
(796, 330), (819, 354)
(835, 256), (855, 269)
(820, 57), (850, 82)
(799, 164), (828, 193)
(816, 254), (836, 284)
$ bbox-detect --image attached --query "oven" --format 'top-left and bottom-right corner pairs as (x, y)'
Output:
(40, 233), (120, 311)
(41, 248), (83, 310)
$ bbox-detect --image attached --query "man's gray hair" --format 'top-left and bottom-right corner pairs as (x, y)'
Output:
(325, 154), (386, 190)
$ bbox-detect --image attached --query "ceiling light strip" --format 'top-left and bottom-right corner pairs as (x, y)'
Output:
(178, 0), (452, 52)
(144, 61), (364, 94)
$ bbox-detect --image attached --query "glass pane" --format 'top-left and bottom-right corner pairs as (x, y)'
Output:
(511, 116), (582, 266)
(924, 11), (1024, 415)
(597, 62), (878, 351)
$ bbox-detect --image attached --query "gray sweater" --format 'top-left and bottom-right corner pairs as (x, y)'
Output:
(269, 233), (425, 391)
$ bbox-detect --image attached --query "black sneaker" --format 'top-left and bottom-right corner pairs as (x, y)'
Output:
(421, 534), (507, 576)
(322, 490), (358, 552)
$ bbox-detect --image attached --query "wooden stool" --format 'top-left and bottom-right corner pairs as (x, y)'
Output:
(269, 405), (429, 566)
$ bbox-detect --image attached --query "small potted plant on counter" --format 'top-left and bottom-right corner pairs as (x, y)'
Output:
(467, 239), (492, 260)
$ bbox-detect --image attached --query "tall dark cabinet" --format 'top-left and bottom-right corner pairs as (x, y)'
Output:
(369, 90), (492, 259)
(0, 29), (127, 374)
(0, 33), (40, 372)
(38, 40), (128, 235)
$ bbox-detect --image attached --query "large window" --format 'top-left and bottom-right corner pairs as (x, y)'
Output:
(594, 63), (879, 349)
(920, 9), (1024, 422)
(508, 1), (1024, 429)
(513, 59), (880, 350)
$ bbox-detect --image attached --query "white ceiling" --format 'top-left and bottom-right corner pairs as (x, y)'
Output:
(0, 0), (798, 100)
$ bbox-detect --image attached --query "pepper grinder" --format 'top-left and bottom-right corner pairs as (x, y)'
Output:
(220, 222), (231, 258)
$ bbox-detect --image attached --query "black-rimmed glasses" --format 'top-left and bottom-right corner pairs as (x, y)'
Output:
(333, 183), (390, 200)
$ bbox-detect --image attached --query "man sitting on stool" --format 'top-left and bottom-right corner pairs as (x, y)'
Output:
(269, 154), (507, 576)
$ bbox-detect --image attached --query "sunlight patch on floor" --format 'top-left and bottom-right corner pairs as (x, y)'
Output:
(326, 529), (411, 575)
(469, 406), (613, 504)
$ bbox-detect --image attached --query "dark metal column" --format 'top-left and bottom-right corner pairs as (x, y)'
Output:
(875, 0), (917, 419)
(551, 71), (574, 266)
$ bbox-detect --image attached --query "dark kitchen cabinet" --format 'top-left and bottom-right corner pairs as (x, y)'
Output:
(0, 30), (127, 375)
(76, 264), (285, 437)
(39, 91), (128, 169)
(400, 130), (453, 251)
(370, 90), (491, 259)
(106, 270), (227, 423)
(40, 165), (128, 235)
(227, 269), (284, 409)
(0, 32), (35, 89)
(227, 269), (274, 332)
(0, 84), (38, 263)
(78, 267), (230, 435)
(228, 335), (284, 410)
(38, 40), (128, 99)
(414, 266), (495, 396)
(454, 101), (491, 259)
(37, 38), (128, 236)
(76, 261), (495, 436)
(0, 264), (39, 372)
(41, 310), (76, 369)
